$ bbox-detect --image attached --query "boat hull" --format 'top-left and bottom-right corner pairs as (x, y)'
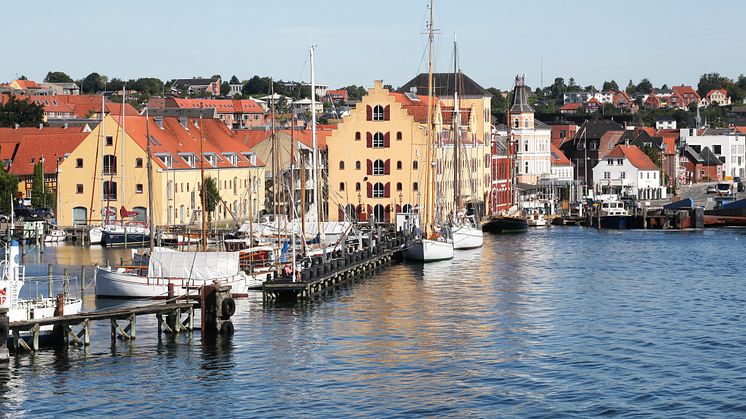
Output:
(89, 227), (102, 244)
(452, 225), (483, 250)
(95, 267), (257, 299)
(101, 232), (150, 247)
(482, 216), (529, 234)
(598, 215), (632, 229)
(404, 239), (454, 262)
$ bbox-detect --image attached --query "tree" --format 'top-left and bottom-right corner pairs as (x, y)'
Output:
(602, 80), (619, 91)
(343, 85), (367, 101)
(626, 80), (636, 94)
(220, 81), (230, 96)
(0, 96), (44, 127)
(201, 176), (221, 223)
(18, 75), (27, 81)
(641, 143), (662, 169)
(0, 165), (18, 215)
(229, 75), (240, 84)
(584, 85), (596, 93)
(44, 71), (74, 83)
(130, 77), (164, 96)
(80, 72), (107, 93)
(661, 84), (669, 90)
(243, 75), (272, 95)
(108, 78), (125, 93)
(637, 78), (653, 93)
(31, 161), (48, 208)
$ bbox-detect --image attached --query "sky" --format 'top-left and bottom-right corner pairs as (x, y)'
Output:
(3, 0), (745, 91)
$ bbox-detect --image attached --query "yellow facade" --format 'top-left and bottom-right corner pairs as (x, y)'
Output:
(57, 115), (265, 227)
(326, 80), (490, 223)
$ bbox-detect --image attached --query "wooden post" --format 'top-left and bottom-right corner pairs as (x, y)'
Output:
(48, 263), (53, 298)
(63, 267), (69, 298)
(0, 308), (8, 363)
(81, 266), (86, 293)
(38, 223), (43, 254)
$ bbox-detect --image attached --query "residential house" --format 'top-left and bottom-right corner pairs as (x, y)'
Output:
(672, 85), (700, 108)
(172, 77), (221, 96)
(560, 119), (625, 186)
(510, 76), (551, 185)
(291, 98), (324, 116)
(550, 123), (579, 143)
(227, 83), (243, 97)
(655, 115), (677, 130)
(585, 97), (602, 113)
(560, 103), (582, 115)
(592, 144), (666, 199)
(611, 90), (637, 113)
(704, 89), (731, 107)
(680, 127), (744, 180)
(325, 89), (349, 103)
(680, 146), (722, 183)
(53, 115), (265, 226)
(550, 143), (573, 182)
(563, 91), (592, 104)
(148, 97), (265, 129)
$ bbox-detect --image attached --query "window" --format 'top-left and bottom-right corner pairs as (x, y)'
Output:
(589, 142), (597, 150)
(135, 184), (144, 194)
(413, 182), (419, 191)
(413, 161), (419, 170)
(396, 131), (402, 140)
(373, 105), (384, 121)
(524, 141), (528, 152)
(396, 161), (402, 170)
(373, 132), (384, 148)
(339, 182), (345, 191)
(103, 181), (117, 200)
(179, 153), (198, 168)
(646, 172), (650, 179)
(653, 172), (656, 179)
(135, 158), (143, 168)
(223, 153), (238, 166)
(713, 144), (722, 154)
(355, 161), (361, 170)
(525, 161), (529, 174)
(355, 182), (361, 191)
(103, 155), (117, 175)
(396, 182), (402, 191)
(76, 184), (83, 194)
(373, 159), (385, 175)
(524, 118), (529, 128)
(621, 172), (626, 179)
(339, 161), (345, 170)
(157, 154), (173, 168)
(640, 172), (644, 179)
(355, 132), (361, 141)
(604, 172), (611, 179)
(106, 136), (113, 146)
(75, 158), (83, 168)
(513, 118), (519, 128)
(607, 159), (613, 165)
(559, 130), (566, 138)
(617, 159), (623, 165)
(204, 153), (218, 167)
(373, 182), (384, 198)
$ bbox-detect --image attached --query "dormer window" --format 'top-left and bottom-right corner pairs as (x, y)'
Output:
(179, 152), (198, 168)
(203, 153), (218, 167)
(223, 153), (238, 166)
(242, 152), (257, 165)
(156, 153), (173, 168)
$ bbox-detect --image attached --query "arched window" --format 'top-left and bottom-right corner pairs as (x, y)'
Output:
(413, 182), (419, 191)
(373, 182), (384, 198)
(373, 105), (384, 121)
(355, 182), (361, 191)
(345, 204), (357, 221)
(524, 118), (529, 128)
(373, 132), (384, 148)
(339, 182), (345, 191)
(103, 181), (117, 200)
(413, 161), (419, 170)
(396, 161), (402, 170)
(373, 159), (385, 175)
(513, 118), (519, 128)
(396, 131), (402, 140)
(373, 204), (385, 221)
(233, 177), (238, 194)
(402, 204), (413, 213)
(396, 182), (402, 191)
(355, 132), (361, 141)
(103, 155), (117, 175)
(355, 161), (361, 170)
(339, 161), (345, 170)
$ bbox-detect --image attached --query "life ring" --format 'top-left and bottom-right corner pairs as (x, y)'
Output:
(0, 288), (6, 305)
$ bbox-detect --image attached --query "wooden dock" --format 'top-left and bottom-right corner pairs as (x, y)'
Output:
(263, 236), (407, 303)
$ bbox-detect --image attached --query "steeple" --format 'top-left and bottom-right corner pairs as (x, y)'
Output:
(510, 74), (534, 114)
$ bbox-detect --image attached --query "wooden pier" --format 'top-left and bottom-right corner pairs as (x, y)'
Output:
(263, 236), (407, 303)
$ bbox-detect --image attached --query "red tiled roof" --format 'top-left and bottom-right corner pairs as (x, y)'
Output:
(656, 129), (679, 155)
(550, 143), (571, 166)
(560, 103), (582, 111)
(234, 128), (332, 151)
(587, 98), (602, 106)
(390, 92), (440, 123)
(606, 145), (659, 170)
(113, 116), (265, 170)
(169, 98), (264, 114)
(13, 79), (42, 90)
(672, 85), (700, 99)
(0, 127), (88, 175)
(706, 89), (728, 98)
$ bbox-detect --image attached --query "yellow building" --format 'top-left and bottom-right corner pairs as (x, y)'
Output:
(325, 79), (490, 223)
(56, 114), (265, 227)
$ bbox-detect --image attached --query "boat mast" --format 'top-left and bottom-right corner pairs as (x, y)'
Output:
(452, 33), (461, 220)
(120, 85), (126, 226)
(424, 0), (435, 236)
(90, 94), (105, 225)
(269, 80), (280, 269)
(199, 111), (207, 251)
(145, 109), (155, 250)
(310, 46), (323, 244)
(289, 110), (297, 279)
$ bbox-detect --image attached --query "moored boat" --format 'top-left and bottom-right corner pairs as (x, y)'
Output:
(482, 215), (528, 234)
(404, 238), (454, 262)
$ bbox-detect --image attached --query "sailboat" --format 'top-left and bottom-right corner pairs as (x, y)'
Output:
(404, 0), (454, 262)
(449, 34), (483, 250)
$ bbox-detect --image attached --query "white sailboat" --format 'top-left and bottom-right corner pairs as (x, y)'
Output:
(404, 0), (454, 262)
(1, 239), (82, 341)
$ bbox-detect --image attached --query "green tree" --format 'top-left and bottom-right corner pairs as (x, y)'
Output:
(201, 176), (221, 223)
(130, 77), (164, 96)
(80, 72), (107, 93)
(625, 79), (636, 94)
(602, 80), (619, 91)
(0, 167), (18, 215)
(229, 75), (240, 84)
(243, 75), (272, 95)
(220, 81), (230, 96)
(637, 78), (653, 93)
(44, 71), (74, 83)
(641, 143), (662, 168)
(0, 96), (44, 127)
(343, 85), (368, 101)
(31, 161), (47, 208)
(108, 78), (125, 93)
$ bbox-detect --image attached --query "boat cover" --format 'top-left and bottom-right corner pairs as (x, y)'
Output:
(663, 198), (695, 210)
(148, 252), (240, 280)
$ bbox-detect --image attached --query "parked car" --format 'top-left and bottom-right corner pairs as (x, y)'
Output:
(14, 207), (41, 221)
(706, 185), (717, 194)
(35, 207), (55, 219)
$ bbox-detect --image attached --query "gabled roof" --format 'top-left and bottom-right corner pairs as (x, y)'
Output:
(390, 92), (440, 124)
(397, 73), (490, 98)
(561, 103), (582, 111)
(113, 116), (265, 170)
(12, 79), (42, 90)
(699, 146), (723, 166)
(163, 98), (264, 114)
(672, 85), (700, 98)
(586, 97), (602, 106)
(706, 89), (729, 98)
(173, 77), (219, 87)
(606, 145), (659, 170)
(0, 127), (88, 175)
(575, 119), (624, 140)
(550, 143), (571, 166)
(684, 146), (703, 163)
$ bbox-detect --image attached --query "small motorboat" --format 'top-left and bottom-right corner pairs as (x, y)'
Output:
(44, 227), (67, 243)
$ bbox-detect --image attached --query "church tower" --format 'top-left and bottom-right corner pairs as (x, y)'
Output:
(510, 75), (534, 130)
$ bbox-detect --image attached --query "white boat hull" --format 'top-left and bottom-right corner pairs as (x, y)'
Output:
(95, 267), (261, 299)
(404, 239), (454, 262)
(44, 230), (67, 243)
(452, 225), (483, 250)
(89, 227), (102, 244)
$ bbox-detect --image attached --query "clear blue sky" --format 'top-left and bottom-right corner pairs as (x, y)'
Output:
(3, 0), (744, 91)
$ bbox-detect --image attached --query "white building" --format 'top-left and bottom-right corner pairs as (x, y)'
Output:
(655, 116), (677, 130)
(550, 143), (573, 181)
(592, 144), (666, 200)
(680, 128), (745, 180)
(563, 91), (592, 104)
(511, 76), (551, 184)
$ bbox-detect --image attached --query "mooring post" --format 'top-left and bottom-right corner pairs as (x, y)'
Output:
(0, 308), (9, 363)
(63, 267), (69, 298)
(20, 232), (25, 256)
(38, 224), (43, 254)
(47, 263), (53, 298)
(81, 266), (86, 293)
(55, 293), (64, 317)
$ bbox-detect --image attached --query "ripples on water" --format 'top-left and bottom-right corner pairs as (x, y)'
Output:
(1, 228), (746, 417)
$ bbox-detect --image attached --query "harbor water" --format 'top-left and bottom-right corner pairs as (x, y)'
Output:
(2, 227), (746, 417)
